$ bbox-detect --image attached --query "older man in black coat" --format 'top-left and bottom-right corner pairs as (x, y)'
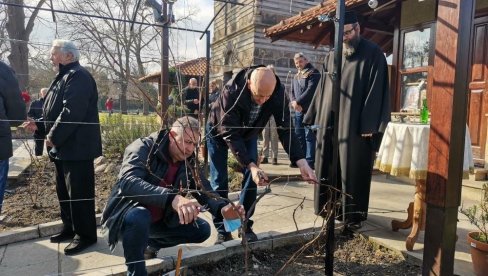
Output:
(25, 39), (102, 254)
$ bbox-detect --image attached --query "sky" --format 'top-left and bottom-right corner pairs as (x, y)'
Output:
(27, 0), (215, 66)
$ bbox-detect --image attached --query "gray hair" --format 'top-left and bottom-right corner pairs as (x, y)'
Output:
(40, 88), (48, 96)
(294, 52), (307, 60)
(52, 39), (80, 61)
(171, 116), (200, 137)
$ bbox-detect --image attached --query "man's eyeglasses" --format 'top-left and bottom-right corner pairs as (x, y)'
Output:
(343, 23), (357, 36)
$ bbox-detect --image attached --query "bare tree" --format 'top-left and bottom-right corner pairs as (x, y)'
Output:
(57, 0), (161, 114)
(5, 0), (47, 90)
(0, 6), (9, 59)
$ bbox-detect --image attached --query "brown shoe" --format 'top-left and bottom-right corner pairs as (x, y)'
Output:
(272, 158), (278, 165)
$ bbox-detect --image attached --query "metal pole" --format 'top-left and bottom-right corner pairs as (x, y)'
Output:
(160, 2), (170, 127)
(204, 31), (211, 177)
(325, 1), (345, 275)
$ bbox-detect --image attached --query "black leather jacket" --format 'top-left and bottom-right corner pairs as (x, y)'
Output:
(39, 61), (102, 160)
(208, 65), (305, 167)
(101, 130), (227, 251)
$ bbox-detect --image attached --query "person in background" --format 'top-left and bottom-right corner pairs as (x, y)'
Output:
(181, 78), (203, 117)
(0, 61), (26, 221)
(105, 97), (114, 116)
(28, 88), (48, 156)
(261, 65), (279, 166)
(208, 80), (220, 109)
(290, 53), (320, 169)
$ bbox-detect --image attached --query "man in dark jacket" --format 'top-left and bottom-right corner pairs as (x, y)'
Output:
(291, 53), (320, 169)
(101, 116), (244, 276)
(181, 78), (204, 117)
(24, 39), (102, 254)
(207, 66), (317, 244)
(27, 88), (47, 156)
(0, 61), (26, 217)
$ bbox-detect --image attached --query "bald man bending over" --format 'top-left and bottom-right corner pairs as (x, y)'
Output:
(207, 66), (317, 244)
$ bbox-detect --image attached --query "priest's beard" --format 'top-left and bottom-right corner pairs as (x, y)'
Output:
(343, 35), (360, 58)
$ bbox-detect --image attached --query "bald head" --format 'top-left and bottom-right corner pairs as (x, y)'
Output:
(247, 67), (276, 104)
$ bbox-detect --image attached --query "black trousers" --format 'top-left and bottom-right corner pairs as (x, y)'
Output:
(54, 159), (97, 241)
(33, 132), (45, 156)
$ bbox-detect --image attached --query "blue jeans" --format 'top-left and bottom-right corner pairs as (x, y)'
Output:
(0, 159), (9, 214)
(206, 124), (258, 234)
(295, 111), (316, 168)
(121, 207), (210, 276)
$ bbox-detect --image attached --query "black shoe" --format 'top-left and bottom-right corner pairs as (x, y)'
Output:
(64, 237), (96, 255)
(272, 158), (278, 165)
(261, 157), (269, 164)
(346, 221), (363, 231)
(215, 233), (233, 244)
(50, 230), (75, 243)
(289, 162), (298, 168)
(242, 229), (258, 243)
(144, 246), (159, 260)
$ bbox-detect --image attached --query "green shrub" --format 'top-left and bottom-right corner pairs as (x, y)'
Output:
(100, 113), (160, 159)
(461, 183), (488, 243)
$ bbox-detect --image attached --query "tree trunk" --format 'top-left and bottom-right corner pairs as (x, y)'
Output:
(5, 0), (46, 91)
(120, 82), (128, 115)
(6, 2), (29, 90)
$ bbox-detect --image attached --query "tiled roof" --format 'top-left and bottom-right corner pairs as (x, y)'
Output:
(264, 0), (366, 38)
(138, 57), (208, 83)
(175, 57), (208, 77)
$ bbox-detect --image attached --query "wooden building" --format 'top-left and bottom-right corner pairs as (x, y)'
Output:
(265, 0), (488, 167)
(210, 0), (325, 85)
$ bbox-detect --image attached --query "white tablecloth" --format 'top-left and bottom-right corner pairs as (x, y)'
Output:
(375, 122), (474, 180)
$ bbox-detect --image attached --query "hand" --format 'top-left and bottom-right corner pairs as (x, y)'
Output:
(171, 195), (202, 224)
(361, 133), (373, 138)
(20, 119), (37, 133)
(296, 159), (318, 184)
(248, 163), (269, 186)
(290, 101), (297, 109)
(295, 104), (303, 112)
(193, 99), (200, 104)
(221, 203), (245, 221)
(45, 137), (54, 148)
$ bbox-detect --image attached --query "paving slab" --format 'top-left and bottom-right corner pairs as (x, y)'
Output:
(0, 238), (58, 276)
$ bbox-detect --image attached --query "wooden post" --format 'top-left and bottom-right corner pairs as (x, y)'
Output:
(422, 1), (474, 275)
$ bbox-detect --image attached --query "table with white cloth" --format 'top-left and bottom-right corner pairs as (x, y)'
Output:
(375, 122), (474, 251)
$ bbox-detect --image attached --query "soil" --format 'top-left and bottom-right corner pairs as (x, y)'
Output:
(0, 156), (118, 231)
(182, 235), (421, 276)
(0, 156), (242, 232)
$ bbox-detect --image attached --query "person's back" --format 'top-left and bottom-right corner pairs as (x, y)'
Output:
(0, 61), (26, 160)
(0, 61), (26, 216)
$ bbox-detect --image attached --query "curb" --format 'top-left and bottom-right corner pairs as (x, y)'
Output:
(106, 226), (322, 276)
(0, 214), (103, 246)
(0, 189), (272, 246)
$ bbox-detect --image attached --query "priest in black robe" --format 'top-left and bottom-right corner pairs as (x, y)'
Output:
(304, 11), (390, 228)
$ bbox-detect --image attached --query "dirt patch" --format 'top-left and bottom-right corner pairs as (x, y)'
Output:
(179, 234), (420, 276)
(1, 156), (244, 232)
(0, 157), (118, 232)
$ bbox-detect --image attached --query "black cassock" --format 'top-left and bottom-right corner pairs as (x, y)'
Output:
(304, 37), (391, 223)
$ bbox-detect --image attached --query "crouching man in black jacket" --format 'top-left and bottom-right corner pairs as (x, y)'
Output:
(101, 116), (244, 276)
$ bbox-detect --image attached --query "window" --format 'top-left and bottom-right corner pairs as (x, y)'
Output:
(397, 25), (434, 111)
